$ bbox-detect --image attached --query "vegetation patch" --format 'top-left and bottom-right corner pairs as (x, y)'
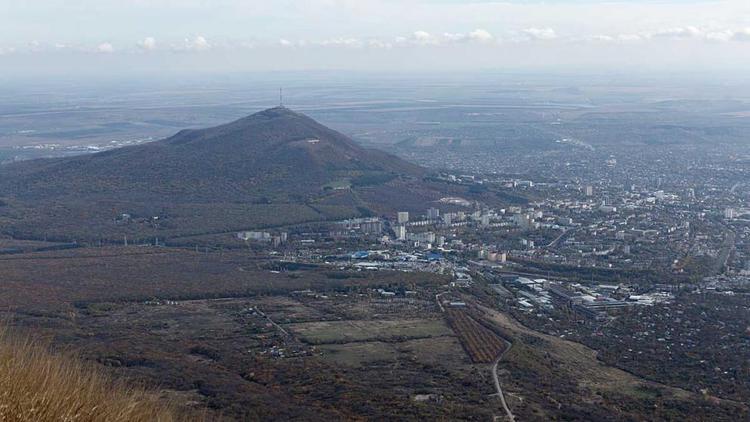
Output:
(285, 319), (452, 345)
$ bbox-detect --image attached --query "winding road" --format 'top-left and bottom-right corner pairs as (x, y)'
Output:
(434, 291), (515, 420)
(492, 339), (516, 422)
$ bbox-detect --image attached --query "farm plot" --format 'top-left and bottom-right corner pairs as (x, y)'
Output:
(445, 308), (506, 363)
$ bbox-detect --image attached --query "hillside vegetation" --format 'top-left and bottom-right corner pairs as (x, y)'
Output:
(0, 107), (436, 243)
(0, 107), (422, 203)
(0, 327), (187, 422)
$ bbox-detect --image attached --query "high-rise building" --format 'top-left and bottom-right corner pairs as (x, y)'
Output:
(397, 211), (409, 224)
(396, 225), (407, 240)
(725, 208), (736, 220)
(513, 213), (532, 230)
(407, 231), (435, 244)
(585, 185), (593, 196)
(443, 213), (452, 225)
(361, 219), (383, 234)
(427, 207), (440, 219)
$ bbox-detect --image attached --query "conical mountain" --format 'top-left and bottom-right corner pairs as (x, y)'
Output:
(0, 107), (423, 203)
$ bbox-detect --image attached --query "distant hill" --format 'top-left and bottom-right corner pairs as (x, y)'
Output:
(0, 107), (423, 203)
(0, 107), (442, 242)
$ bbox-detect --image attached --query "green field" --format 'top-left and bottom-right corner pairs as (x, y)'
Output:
(317, 342), (399, 366)
(285, 318), (452, 344)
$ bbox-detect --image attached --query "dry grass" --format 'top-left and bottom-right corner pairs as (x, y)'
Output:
(0, 326), (191, 422)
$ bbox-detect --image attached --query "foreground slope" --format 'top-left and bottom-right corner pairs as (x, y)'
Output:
(0, 327), (191, 421)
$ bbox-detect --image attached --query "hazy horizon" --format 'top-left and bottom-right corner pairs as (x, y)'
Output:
(2, 0), (750, 77)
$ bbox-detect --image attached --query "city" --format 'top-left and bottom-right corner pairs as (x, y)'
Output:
(2, 0), (750, 420)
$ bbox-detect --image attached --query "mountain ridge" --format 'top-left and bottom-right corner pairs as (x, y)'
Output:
(0, 107), (423, 203)
(0, 107), (438, 242)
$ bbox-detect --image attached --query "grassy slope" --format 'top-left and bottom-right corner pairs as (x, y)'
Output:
(0, 327), (191, 422)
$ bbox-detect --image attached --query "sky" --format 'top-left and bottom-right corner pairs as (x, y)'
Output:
(1, 0), (750, 77)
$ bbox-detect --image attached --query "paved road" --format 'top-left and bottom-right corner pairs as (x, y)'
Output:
(492, 340), (516, 422)
(546, 227), (578, 249)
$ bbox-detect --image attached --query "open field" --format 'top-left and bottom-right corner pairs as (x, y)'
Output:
(317, 342), (400, 366)
(317, 336), (468, 368)
(0, 247), (493, 420)
(0, 246), (447, 312)
(7, 292), (497, 420)
(286, 318), (452, 345)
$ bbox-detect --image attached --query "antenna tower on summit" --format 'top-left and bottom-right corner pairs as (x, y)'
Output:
(279, 87), (283, 107)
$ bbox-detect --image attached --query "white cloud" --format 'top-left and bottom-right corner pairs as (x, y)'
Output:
(317, 37), (362, 48)
(442, 29), (495, 44)
(468, 29), (494, 43)
(442, 32), (466, 43)
(184, 35), (210, 51)
(412, 30), (437, 45)
(617, 34), (643, 42)
(279, 38), (293, 47)
(643, 26), (750, 43)
(589, 33), (643, 43)
(523, 27), (557, 41)
(705, 30), (733, 43)
(138, 37), (157, 51)
(651, 26), (702, 40)
(367, 39), (392, 49)
(96, 42), (114, 53)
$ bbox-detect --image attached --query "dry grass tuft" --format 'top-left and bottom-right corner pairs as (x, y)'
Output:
(0, 326), (190, 422)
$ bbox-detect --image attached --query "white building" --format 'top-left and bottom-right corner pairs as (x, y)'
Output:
(396, 225), (407, 240)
